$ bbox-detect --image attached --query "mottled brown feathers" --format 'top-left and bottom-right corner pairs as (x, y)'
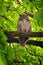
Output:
(17, 13), (31, 47)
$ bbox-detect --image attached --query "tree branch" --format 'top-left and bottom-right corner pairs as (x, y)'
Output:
(6, 36), (43, 48)
(3, 31), (43, 48)
(8, 39), (43, 48)
(4, 31), (43, 37)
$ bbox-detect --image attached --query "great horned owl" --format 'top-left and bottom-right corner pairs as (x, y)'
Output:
(17, 13), (31, 47)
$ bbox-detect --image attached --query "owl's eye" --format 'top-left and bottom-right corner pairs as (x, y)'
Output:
(20, 28), (22, 31)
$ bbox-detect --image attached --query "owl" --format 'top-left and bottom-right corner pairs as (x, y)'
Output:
(17, 13), (31, 47)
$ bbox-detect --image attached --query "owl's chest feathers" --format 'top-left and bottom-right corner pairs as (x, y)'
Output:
(18, 18), (31, 32)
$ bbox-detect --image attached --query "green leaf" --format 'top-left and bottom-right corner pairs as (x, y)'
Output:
(35, 8), (43, 27)
(0, 55), (7, 65)
(7, 46), (15, 61)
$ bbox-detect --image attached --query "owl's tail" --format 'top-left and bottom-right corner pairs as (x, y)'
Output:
(19, 37), (28, 47)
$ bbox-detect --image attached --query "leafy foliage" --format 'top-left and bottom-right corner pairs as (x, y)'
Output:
(0, 0), (43, 65)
